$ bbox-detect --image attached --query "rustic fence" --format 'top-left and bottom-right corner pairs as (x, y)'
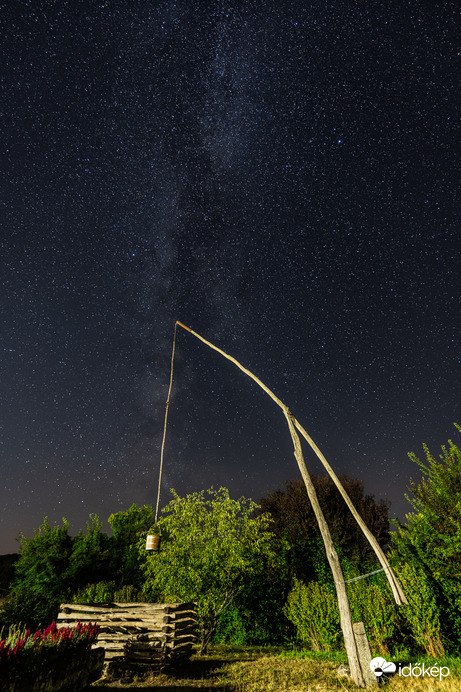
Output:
(57, 602), (196, 673)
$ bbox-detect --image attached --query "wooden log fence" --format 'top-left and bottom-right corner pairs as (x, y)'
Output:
(57, 602), (197, 672)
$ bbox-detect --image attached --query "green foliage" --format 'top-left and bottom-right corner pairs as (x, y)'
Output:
(285, 561), (457, 658)
(0, 554), (19, 598)
(71, 581), (145, 604)
(140, 487), (279, 654)
(71, 580), (117, 604)
(213, 604), (249, 646)
(113, 583), (145, 603)
(1, 518), (73, 629)
(214, 543), (293, 646)
(0, 504), (156, 630)
(0, 591), (55, 635)
(283, 578), (342, 651)
(391, 425), (461, 652)
(259, 475), (390, 583)
(394, 561), (445, 657)
(3, 514), (113, 630)
(66, 515), (111, 589)
(347, 575), (397, 655)
(108, 503), (154, 586)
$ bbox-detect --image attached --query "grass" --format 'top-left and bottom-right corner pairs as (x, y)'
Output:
(91, 644), (461, 691)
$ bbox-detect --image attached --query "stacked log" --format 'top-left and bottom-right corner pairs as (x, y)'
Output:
(57, 602), (196, 673)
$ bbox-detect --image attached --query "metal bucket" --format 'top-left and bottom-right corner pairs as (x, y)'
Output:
(145, 534), (161, 551)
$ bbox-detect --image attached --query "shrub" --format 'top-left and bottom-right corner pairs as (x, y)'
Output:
(71, 581), (117, 604)
(395, 561), (445, 657)
(391, 427), (461, 652)
(284, 578), (342, 651)
(347, 576), (397, 655)
(71, 581), (145, 604)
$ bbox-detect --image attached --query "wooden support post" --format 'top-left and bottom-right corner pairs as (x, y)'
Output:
(284, 411), (365, 687)
(353, 622), (378, 688)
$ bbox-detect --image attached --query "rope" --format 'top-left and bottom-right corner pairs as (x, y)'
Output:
(344, 568), (385, 584)
(155, 322), (178, 524)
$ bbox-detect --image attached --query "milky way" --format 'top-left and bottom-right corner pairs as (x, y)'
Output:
(0, 1), (459, 553)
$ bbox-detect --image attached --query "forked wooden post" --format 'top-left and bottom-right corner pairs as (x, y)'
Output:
(174, 321), (407, 687)
(284, 410), (364, 686)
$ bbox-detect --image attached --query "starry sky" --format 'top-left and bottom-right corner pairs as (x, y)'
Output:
(1, 1), (459, 555)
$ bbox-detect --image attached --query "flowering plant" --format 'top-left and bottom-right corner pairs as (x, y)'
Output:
(0, 621), (99, 674)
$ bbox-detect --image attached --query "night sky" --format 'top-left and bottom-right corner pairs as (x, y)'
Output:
(1, 1), (459, 555)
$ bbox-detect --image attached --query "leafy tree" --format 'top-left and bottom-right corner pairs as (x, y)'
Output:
(140, 487), (279, 654)
(1, 518), (73, 629)
(66, 514), (111, 590)
(0, 504), (158, 630)
(391, 425), (461, 651)
(108, 503), (154, 586)
(259, 474), (390, 583)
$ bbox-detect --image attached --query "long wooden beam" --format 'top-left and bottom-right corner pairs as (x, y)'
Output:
(175, 321), (406, 605)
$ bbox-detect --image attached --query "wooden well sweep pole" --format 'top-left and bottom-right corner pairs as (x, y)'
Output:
(175, 321), (407, 686)
(175, 321), (406, 603)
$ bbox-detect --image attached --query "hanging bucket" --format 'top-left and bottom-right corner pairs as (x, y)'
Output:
(145, 534), (161, 551)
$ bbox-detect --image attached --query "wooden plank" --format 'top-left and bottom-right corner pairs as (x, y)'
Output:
(170, 602), (197, 612)
(169, 643), (194, 656)
(113, 602), (185, 608)
(169, 610), (198, 620)
(58, 611), (168, 621)
(170, 618), (197, 629)
(58, 602), (197, 668)
(172, 635), (195, 646)
(171, 621), (197, 634)
(125, 650), (163, 659)
(61, 602), (183, 609)
(58, 611), (168, 623)
(98, 634), (168, 645)
(59, 604), (175, 617)
(57, 616), (168, 629)
(353, 622), (378, 688)
(125, 641), (166, 649)
(162, 624), (196, 635)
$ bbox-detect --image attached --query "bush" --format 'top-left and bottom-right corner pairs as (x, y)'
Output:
(391, 427), (461, 652)
(395, 561), (445, 657)
(347, 576), (397, 655)
(71, 581), (118, 604)
(284, 578), (342, 651)
(213, 604), (249, 645)
(71, 581), (145, 604)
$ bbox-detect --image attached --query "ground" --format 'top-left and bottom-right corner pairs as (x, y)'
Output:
(87, 645), (461, 691)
